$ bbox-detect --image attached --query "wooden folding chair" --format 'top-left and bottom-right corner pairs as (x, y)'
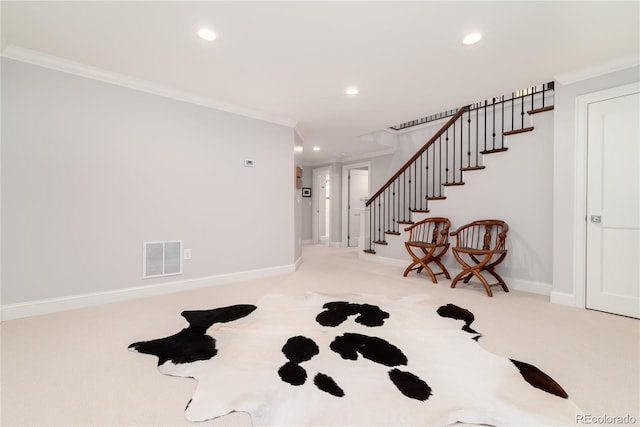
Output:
(449, 219), (509, 297)
(402, 217), (451, 283)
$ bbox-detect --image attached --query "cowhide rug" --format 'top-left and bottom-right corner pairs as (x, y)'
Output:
(129, 293), (582, 425)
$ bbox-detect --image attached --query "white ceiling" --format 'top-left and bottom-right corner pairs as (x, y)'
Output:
(2, 1), (638, 164)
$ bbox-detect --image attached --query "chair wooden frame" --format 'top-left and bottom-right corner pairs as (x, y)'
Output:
(449, 220), (509, 297)
(402, 217), (451, 283)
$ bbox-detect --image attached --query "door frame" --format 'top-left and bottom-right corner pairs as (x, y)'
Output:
(573, 82), (640, 308)
(341, 161), (371, 247)
(312, 166), (332, 244)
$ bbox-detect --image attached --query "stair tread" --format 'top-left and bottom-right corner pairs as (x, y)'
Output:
(426, 196), (446, 200)
(396, 220), (414, 225)
(460, 165), (486, 171)
(385, 231), (401, 235)
(481, 147), (509, 154)
(363, 249), (376, 254)
(372, 240), (388, 245)
(442, 181), (465, 186)
(410, 209), (430, 213)
(503, 126), (534, 136)
(528, 105), (554, 115)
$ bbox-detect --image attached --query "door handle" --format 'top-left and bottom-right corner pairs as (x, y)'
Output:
(590, 215), (602, 223)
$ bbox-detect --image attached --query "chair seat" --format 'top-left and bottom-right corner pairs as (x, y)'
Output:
(455, 247), (507, 255)
(407, 241), (447, 249)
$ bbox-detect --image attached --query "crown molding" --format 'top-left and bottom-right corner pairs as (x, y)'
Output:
(1, 45), (298, 128)
(302, 148), (395, 167)
(554, 53), (640, 85)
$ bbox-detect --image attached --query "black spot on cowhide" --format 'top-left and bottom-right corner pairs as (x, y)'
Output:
(180, 304), (257, 330)
(278, 361), (308, 386)
(129, 328), (217, 366)
(316, 301), (389, 327)
(510, 359), (568, 399)
(282, 336), (320, 363)
(437, 304), (479, 335)
(278, 336), (320, 386)
(330, 333), (408, 367)
(388, 368), (432, 401)
(314, 372), (345, 397)
(128, 304), (256, 365)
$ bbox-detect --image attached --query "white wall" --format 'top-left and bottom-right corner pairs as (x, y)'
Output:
(1, 58), (295, 306)
(551, 65), (640, 303)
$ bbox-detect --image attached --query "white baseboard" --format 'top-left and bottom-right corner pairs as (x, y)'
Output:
(1, 264), (295, 321)
(550, 291), (576, 306)
(359, 253), (552, 296)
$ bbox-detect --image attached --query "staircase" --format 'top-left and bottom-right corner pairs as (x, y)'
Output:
(363, 82), (554, 255)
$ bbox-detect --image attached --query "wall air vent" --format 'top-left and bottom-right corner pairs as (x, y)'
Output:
(143, 241), (183, 279)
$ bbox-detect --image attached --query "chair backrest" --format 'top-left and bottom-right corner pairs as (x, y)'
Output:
(450, 220), (508, 251)
(405, 217), (451, 245)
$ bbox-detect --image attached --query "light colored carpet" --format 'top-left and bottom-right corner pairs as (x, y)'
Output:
(1, 244), (638, 426)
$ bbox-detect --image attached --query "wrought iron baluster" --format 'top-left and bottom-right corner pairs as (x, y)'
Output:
(484, 100), (488, 152)
(377, 197), (382, 242)
(476, 102), (479, 165)
(467, 109), (471, 168)
(438, 136), (443, 195)
(501, 95), (505, 149)
(530, 86), (535, 113)
(511, 92), (515, 132)
(403, 170), (407, 221)
(392, 180), (396, 232)
(419, 153), (423, 210)
(492, 97), (496, 150)
(458, 116), (463, 181)
(520, 90), (525, 128)
(445, 129), (450, 183)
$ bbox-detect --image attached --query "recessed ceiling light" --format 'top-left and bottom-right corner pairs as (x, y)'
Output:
(313, 146), (320, 151)
(462, 32), (482, 45)
(346, 88), (359, 95)
(198, 28), (217, 41)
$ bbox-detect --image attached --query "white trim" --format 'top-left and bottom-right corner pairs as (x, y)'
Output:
(294, 126), (306, 143)
(573, 82), (640, 309)
(295, 255), (304, 271)
(1, 264), (295, 321)
(304, 149), (394, 168)
(1, 45), (297, 129)
(555, 54), (640, 85)
(311, 166), (332, 244)
(550, 291), (576, 306)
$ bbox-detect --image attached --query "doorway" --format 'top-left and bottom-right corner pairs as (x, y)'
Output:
(312, 167), (331, 244)
(342, 162), (370, 247)
(577, 82), (639, 318)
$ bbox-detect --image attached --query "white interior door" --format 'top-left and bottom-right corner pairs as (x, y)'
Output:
(348, 169), (369, 247)
(586, 91), (640, 318)
(312, 167), (332, 244)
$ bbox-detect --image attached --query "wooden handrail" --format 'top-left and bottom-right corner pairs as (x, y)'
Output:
(366, 105), (470, 206)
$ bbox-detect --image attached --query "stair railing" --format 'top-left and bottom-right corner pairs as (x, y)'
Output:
(364, 82), (554, 254)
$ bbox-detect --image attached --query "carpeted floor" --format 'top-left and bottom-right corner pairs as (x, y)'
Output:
(1, 244), (638, 426)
